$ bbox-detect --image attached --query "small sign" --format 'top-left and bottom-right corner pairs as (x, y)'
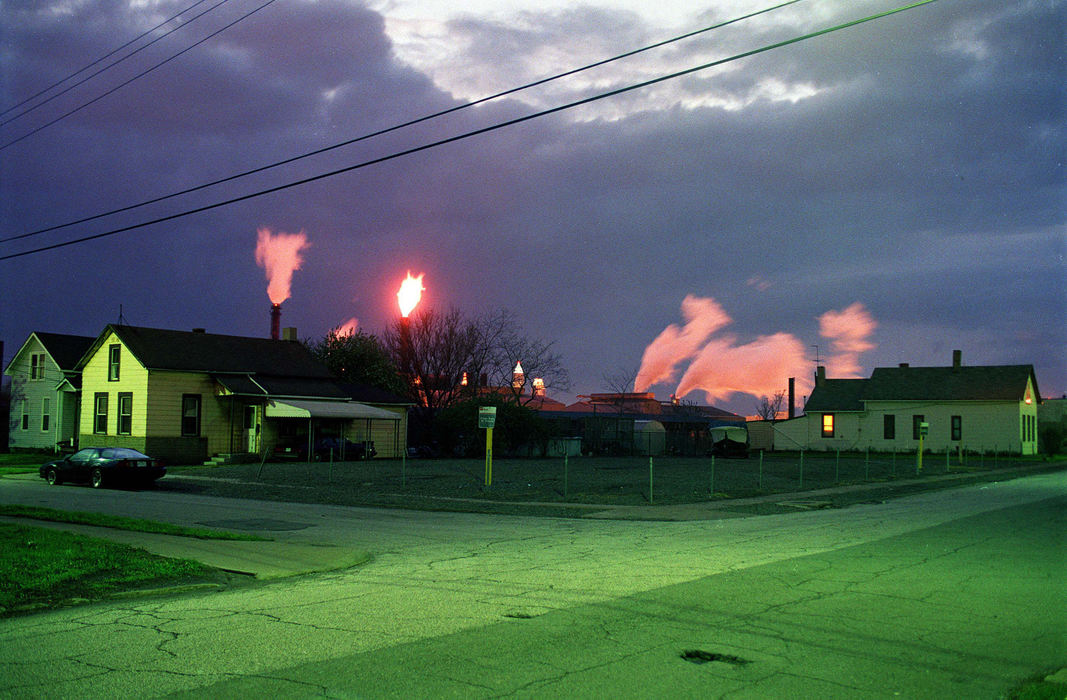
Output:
(919, 421), (929, 437)
(478, 406), (497, 430)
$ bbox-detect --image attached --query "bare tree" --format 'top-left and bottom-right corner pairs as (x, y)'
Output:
(755, 390), (787, 421)
(482, 310), (570, 405)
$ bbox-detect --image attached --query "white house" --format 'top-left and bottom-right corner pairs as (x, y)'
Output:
(3, 332), (95, 452)
(775, 351), (1041, 456)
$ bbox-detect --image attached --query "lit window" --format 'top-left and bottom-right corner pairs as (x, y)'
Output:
(821, 414), (835, 438)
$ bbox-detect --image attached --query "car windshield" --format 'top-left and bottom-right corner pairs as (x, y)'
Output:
(100, 448), (150, 460)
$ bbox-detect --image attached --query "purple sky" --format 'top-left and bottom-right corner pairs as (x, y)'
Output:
(1, 0), (1063, 414)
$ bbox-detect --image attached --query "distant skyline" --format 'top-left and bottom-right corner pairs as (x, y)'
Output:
(1, 0), (1064, 414)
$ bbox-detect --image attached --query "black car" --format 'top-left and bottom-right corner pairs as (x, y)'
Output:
(40, 447), (166, 488)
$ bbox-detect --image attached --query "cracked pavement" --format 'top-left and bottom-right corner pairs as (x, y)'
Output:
(0, 470), (1063, 698)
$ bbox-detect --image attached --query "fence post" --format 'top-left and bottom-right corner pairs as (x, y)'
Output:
(946, 448), (950, 472)
(835, 449), (840, 484)
(799, 450), (804, 490)
(710, 455), (715, 496)
(759, 450), (764, 491)
(865, 448), (869, 480)
(564, 452), (569, 499)
(649, 456), (654, 505)
(891, 449), (896, 477)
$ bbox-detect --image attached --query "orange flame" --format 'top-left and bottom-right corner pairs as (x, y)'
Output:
(397, 272), (425, 317)
(255, 227), (309, 304)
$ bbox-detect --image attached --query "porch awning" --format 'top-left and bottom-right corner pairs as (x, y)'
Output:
(265, 399), (400, 421)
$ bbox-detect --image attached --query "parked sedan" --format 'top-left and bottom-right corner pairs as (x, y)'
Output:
(40, 447), (166, 488)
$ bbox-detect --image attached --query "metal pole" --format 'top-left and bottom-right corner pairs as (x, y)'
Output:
(649, 455), (654, 504)
(564, 452), (569, 499)
(759, 450), (763, 491)
(835, 449), (840, 484)
(865, 448), (869, 480)
(799, 450), (804, 489)
(710, 455), (715, 496)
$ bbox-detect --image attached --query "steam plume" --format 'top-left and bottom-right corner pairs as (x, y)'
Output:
(254, 227), (309, 304)
(336, 318), (359, 336)
(818, 302), (877, 378)
(636, 296), (877, 404)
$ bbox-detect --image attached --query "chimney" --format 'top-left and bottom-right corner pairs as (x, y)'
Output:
(270, 303), (281, 340)
(281, 327), (298, 341)
(899, 363), (910, 368)
(788, 377), (796, 419)
(192, 328), (206, 334)
(815, 366), (826, 386)
(952, 349), (962, 370)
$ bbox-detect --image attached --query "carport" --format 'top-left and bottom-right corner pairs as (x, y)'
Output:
(265, 399), (403, 460)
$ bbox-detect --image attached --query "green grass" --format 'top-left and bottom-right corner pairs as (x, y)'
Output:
(0, 523), (218, 613)
(0, 451), (47, 475)
(0, 504), (267, 541)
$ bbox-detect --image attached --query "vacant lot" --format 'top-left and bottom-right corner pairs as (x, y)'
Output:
(166, 451), (1058, 516)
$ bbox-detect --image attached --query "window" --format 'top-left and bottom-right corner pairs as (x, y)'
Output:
(821, 414), (835, 438)
(108, 344), (121, 381)
(951, 415), (962, 441)
(42, 398), (50, 432)
(30, 353), (45, 380)
(181, 395), (201, 437)
(883, 415), (895, 440)
(912, 415), (925, 440)
(94, 393), (108, 434)
(21, 403), (29, 430)
(118, 393), (133, 435)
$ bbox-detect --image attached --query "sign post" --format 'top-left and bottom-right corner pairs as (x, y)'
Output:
(479, 406), (497, 488)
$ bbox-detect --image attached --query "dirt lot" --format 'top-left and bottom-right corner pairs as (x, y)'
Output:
(164, 451), (1063, 518)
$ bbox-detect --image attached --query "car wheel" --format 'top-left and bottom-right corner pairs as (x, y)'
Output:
(46, 468), (61, 486)
(90, 468), (105, 489)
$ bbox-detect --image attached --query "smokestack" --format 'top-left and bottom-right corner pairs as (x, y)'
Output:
(270, 303), (281, 340)
(952, 349), (962, 370)
(788, 377), (796, 419)
(815, 366), (826, 386)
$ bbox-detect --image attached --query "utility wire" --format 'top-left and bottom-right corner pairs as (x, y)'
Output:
(0, 0), (279, 151)
(0, 0), (223, 120)
(0, 0), (942, 262)
(1, 0), (803, 245)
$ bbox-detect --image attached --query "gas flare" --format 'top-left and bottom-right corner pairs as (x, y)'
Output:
(254, 227), (309, 304)
(397, 272), (425, 318)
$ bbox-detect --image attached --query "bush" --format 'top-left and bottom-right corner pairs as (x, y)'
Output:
(1039, 424), (1064, 457)
(432, 398), (551, 457)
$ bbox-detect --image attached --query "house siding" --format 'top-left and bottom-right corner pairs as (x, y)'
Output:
(6, 337), (58, 450)
(78, 330), (150, 449)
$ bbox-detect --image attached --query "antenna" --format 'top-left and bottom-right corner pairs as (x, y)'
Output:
(811, 344), (821, 365)
(118, 304), (129, 325)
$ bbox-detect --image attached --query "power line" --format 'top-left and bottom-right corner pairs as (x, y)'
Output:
(0, 0), (279, 151)
(0, 0), (942, 263)
(0, 0), (224, 120)
(1, 0), (803, 245)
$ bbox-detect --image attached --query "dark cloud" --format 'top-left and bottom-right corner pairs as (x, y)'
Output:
(1, 0), (1063, 412)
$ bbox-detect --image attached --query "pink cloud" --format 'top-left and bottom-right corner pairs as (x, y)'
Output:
(634, 295), (731, 391)
(818, 302), (878, 378)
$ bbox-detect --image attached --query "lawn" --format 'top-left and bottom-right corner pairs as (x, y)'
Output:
(0, 451), (48, 476)
(0, 523), (219, 614)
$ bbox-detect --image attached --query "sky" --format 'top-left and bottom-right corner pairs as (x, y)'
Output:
(1, 0), (1064, 415)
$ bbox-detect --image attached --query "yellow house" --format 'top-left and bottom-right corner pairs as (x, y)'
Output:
(775, 351), (1042, 456)
(76, 325), (406, 464)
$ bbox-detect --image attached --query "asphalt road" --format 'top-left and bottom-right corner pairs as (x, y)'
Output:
(0, 470), (1064, 698)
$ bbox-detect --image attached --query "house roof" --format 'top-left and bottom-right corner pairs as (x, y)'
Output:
(337, 382), (414, 406)
(864, 365), (1039, 402)
(804, 363), (1041, 412)
(80, 325), (334, 377)
(3, 331), (95, 376)
(34, 332), (96, 370)
(78, 325), (347, 400)
(804, 379), (868, 412)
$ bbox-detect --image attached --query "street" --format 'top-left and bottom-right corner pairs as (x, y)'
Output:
(0, 470), (1064, 698)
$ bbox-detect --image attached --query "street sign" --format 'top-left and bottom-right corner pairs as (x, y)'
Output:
(478, 406), (497, 430)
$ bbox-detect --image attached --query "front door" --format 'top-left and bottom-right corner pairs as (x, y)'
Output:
(245, 405), (260, 453)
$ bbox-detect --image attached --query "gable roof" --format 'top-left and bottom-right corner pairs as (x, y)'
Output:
(804, 379), (868, 412)
(78, 325), (347, 399)
(79, 325), (333, 377)
(804, 363), (1040, 412)
(865, 365), (1039, 402)
(3, 331), (95, 376)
